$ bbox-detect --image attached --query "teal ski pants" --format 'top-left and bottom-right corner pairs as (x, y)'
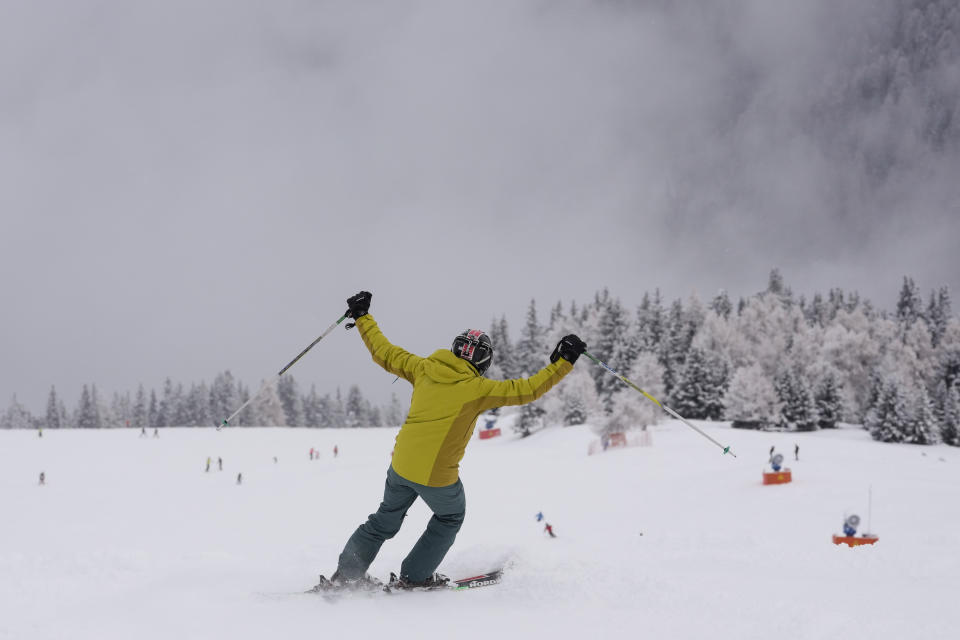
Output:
(337, 466), (466, 583)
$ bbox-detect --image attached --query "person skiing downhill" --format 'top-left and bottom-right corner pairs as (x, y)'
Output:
(315, 291), (586, 592)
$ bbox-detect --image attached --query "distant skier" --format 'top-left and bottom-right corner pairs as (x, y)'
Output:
(535, 511), (544, 522)
(218, 457), (223, 471)
(544, 523), (556, 538)
(794, 443), (799, 461)
(769, 445), (775, 462)
(237, 473), (242, 485)
(205, 457), (211, 472)
(38, 428), (42, 438)
(39, 471), (45, 486)
(140, 426), (147, 438)
(313, 291), (585, 591)
(273, 456), (278, 464)
(333, 445), (338, 458)
(310, 447), (315, 461)
(153, 427), (159, 438)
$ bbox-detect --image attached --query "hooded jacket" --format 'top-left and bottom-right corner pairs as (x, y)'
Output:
(356, 315), (572, 487)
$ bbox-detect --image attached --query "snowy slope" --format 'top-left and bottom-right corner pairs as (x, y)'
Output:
(1, 422), (958, 640)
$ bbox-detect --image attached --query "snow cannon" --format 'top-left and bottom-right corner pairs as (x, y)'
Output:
(843, 514), (860, 537)
(771, 453), (784, 472)
(478, 413), (501, 440)
(833, 513), (879, 547)
(762, 453), (792, 485)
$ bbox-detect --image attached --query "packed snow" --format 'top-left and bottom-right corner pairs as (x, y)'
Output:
(2, 420), (957, 639)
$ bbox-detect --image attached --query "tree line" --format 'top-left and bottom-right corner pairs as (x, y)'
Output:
(3, 270), (958, 446)
(2, 372), (407, 431)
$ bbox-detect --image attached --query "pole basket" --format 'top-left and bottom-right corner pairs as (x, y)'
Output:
(762, 469), (792, 485)
(832, 534), (879, 547)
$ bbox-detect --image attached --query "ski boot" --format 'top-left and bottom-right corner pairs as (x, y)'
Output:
(386, 572), (450, 592)
(308, 570), (383, 594)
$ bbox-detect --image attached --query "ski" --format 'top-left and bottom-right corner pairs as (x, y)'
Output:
(451, 569), (502, 591)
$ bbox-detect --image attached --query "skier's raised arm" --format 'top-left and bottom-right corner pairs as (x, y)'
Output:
(482, 334), (587, 407)
(346, 291), (423, 384)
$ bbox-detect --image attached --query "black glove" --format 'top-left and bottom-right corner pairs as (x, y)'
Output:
(346, 291), (372, 319)
(550, 334), (587, 364)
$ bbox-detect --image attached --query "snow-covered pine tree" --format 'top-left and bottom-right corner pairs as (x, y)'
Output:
(593, 296), (636, 410)
(148, 389), (158, 428)
(905, 385), (940, 445)
(185, 383), (211, 427)
(814, 371), (844, 428)
(710, 290), (733, 319)
(514, 299), (547, 436)
(46, 386), (62, 429)
(601, 352), (665, 435)
(660, 299), (687, 399)
(132, 384), (148, 430)
(896, 276), (923, 330)
(486, 315), (516, 380)
(302, 385), (324, 427)
(724, 364), (781, 429)
(76, 384), (99, 429)
(251, 380), (286, 426)
(170, 383), (189, 427)
(865, 378), (910, 443)
(515, 299), (546, 377)
(209, 371), (239, 425)
(330, 388), (347, 428)
(58, 399), (70, 429)
(156, 378), (175, 427)
(672, 347), (710, 419)
(344, 385), (367, 428)
(927, 287), (951, 347)
(775, 365), (820, 431)
(543, 364), (602, 427)
(383, 392), (408, 427)
(277, 375), (305, 427)
(940, 383), (960, 446)
(635, 290), (666, 353)
(1, 394), (33, 429)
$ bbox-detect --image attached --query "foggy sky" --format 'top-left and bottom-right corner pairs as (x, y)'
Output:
(2, 0), (958, 412)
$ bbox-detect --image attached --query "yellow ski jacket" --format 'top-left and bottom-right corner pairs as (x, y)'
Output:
(356, 315), (573, 487)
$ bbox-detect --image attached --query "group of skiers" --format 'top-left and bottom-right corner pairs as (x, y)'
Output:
(309, 446), (338, 460)
(535, 511), (557, 538)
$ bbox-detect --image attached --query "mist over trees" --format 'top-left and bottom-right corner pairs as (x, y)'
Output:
(4, 271), (959, 447)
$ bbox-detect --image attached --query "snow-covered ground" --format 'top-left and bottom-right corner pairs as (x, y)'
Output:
(2, 421), (958, 639)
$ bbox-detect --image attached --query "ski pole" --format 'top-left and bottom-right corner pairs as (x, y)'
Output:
(582, 351), (737, 457)
(216, 312), (350, 430)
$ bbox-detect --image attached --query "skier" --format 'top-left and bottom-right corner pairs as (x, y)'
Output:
(544, 523), (556, 538)
(218, 457), (223, 471)
(333, 445), (338, 458)
(237, 473), (242, 485)
(314, 291), (586, 592)
(310, 447), (314, 461)
(205, 457), (211, 472)
(140, 426), (147, 438)
(153, 427), (159, 438)
(535, 511), (544, 522)
(39, 471), (45, 486)
(38, 428), (42, 438)
(794, 443), (799, 461)
(769, 445), (775, 462)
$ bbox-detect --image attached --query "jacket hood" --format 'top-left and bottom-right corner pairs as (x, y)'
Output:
(422, 349), (481, 383)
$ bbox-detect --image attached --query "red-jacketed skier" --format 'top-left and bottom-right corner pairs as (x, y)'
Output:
(312, 291), (586, 592)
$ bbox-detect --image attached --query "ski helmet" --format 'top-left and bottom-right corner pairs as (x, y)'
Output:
(452, 329), (494, 375)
